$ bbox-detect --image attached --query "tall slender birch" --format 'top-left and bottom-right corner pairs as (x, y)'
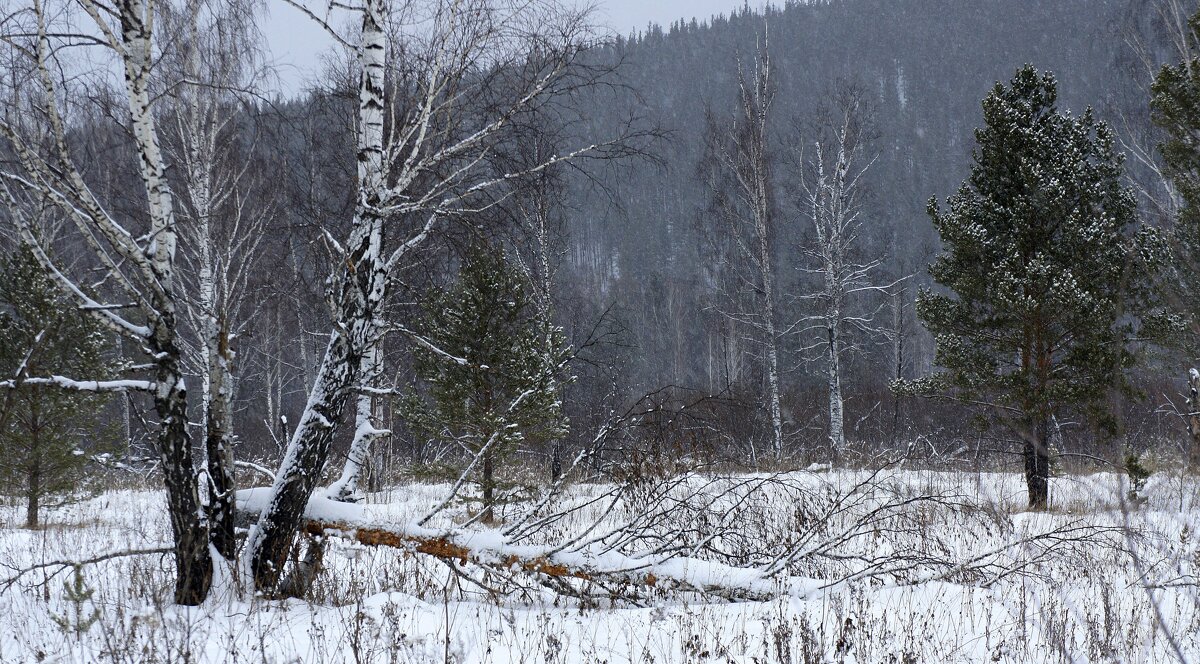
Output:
(243, 0), (625, 591)
(162, 0), (270, 561)
(701, 38), (785, 461)
(794, 89), (891, 461)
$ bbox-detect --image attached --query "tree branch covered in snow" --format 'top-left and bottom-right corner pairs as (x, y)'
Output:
(0, 0), (213, 604)
(0, 376), (154, 392)
(245, 0), (653, 593)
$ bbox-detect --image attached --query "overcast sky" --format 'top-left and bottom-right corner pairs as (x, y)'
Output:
(264, 0), (771, 93)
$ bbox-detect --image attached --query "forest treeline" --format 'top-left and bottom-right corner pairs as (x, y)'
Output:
(199, 0), (1185, 464)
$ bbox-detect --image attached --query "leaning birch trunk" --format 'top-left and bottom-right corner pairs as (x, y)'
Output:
(243, 260), (380, 590)
(243, 0), (388, 592)
(278, 336), (387, 597)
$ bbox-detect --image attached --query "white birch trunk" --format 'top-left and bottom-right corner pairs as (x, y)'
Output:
(749, 52), (783, 462)
(760, 234), (784, 462)
(121, 0), (212, 603)
(244, 0), (388, 590)
(328, 339), (388, 501)
(826, 318), (845, 459)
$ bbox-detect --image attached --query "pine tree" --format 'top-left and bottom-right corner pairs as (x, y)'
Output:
(0, 245), (120, 527)
(1150, 11), (1200, 470)
(906, 66), (1140, 509)
(50, 565), (101, 638)
(402, 245), (569, 524)
(1151, 14), (1200, 240)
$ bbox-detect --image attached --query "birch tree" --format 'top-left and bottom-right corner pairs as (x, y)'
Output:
(160, 0), (271, 561)
(0, 0), (212, 603)
(244, 0), (625, 591)
(701, 39), (785, 461)
(793, 88), (895, 460)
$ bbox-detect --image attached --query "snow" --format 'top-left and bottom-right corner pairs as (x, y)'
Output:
(0, 376), (155, 392)
(3, 469), (1199, 662)
(237, 486), (367, 525)
(236, 486), (806, 599)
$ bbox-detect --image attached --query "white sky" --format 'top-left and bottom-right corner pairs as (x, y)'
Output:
(263, 1), (771, 93)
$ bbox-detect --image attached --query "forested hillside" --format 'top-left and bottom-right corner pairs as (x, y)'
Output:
(564, 0), (1148, 391)
(111, 0), (1181, 465)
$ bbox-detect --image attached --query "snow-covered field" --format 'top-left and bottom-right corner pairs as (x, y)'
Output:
(2, 468), (1198, 663)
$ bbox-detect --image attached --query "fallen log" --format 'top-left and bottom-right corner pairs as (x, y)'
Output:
(301, 520), (606, 583)
(294, 518), (793, 601)
(235, 487), (807, 602)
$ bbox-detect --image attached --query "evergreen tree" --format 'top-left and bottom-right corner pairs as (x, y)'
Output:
(1151, 13), (1200, 242)
(402, 245), (569, 524)
(0, 245), (120, 527)
(905, 66), (1140, 509)
(1150, 11), (1200, 470)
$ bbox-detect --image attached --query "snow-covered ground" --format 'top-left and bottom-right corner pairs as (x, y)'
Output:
(1, 468), (1198, 663)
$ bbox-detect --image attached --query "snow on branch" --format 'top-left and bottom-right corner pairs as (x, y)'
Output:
(235, 488), (813, 602)
(0, 376), (154, 392)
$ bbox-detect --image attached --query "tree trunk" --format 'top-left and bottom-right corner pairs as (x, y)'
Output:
(1024, 417), (1050, 510)
(25, 388), (41, 529)
(481, 449), (496, 525)
(244, 325), (363, 591)
(154, 337), (212, 604)
(760, 225), (783, 462)
(890, 288), (905, 445)
(1188, 369), (1200, 472)
(245, 208), (384, 591)
(26, 442), (39, 529)
(550, 439), (563, 482)
(120, 0), (213, 605)
(827, 322), (845, 462)
(205, 323), (237, 560)
(182, 67), (237, 562)
(279, 338), (387, 598)
(328, 338), (386, 501)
